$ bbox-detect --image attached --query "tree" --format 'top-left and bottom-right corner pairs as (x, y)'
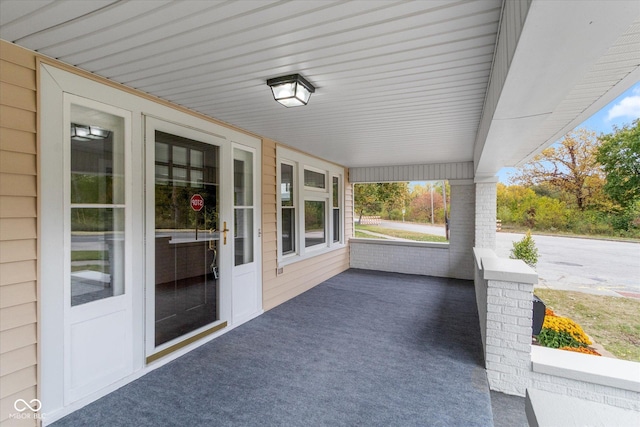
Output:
(596, 119), (640, 208)
(497, 183), (569, 230)
(354, 184), (381, 222)
(511, 129), (604, 211)
(353, 182), (409, 221)
(409, 182), (445, 223)
(378, 182), (409, 215)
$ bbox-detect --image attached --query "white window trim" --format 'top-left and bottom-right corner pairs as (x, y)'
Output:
(277, 147), (345, 266)
(303, 165), (328, 191)
(332, 174), (342, 244)
(278, 160), (297, 259)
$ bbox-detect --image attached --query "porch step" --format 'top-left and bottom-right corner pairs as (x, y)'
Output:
(525, 389), (640, 427)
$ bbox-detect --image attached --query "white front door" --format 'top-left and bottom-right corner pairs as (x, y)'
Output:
(63, 95), (134, 404)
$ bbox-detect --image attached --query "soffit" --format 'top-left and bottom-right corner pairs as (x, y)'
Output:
(2, 1), (638, 174)
(0, 0), (502, 167)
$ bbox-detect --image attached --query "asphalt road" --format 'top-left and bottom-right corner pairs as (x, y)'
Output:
(496, 232), (640, 297)
(378, 221), (640, 297)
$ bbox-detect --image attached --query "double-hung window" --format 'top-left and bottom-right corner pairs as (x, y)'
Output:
(280, 162), (296, 255)
(277, 147), (344, 264)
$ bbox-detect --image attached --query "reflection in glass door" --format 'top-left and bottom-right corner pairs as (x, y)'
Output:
(154, 131), (219, 346)
(70, 104), (125, 306)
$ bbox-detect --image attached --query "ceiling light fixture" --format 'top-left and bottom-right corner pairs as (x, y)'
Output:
(267, 74), (315, 107)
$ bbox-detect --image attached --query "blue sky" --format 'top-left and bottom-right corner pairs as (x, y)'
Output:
(497, 81), (640, 183)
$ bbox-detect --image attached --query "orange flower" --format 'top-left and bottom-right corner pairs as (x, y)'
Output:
(559, 346), (601, 356)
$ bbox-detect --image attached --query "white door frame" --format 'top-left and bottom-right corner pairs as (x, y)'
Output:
(40, 64), (262, 424)
(231, 143), (263, 325)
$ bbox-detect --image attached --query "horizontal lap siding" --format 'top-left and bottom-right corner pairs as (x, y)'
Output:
(0, 41), (38, 426)
(262, 139), (351, 311)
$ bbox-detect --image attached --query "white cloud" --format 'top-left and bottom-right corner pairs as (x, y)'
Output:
(607, 88), (640, 121)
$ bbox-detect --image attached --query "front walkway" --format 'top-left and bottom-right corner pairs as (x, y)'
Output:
(53, 269), (495, 426)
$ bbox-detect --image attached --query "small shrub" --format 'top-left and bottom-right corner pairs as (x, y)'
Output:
(510, 230), (539, 268)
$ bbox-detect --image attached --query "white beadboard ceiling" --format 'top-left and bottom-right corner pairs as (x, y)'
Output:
(2, 0), (639, 173)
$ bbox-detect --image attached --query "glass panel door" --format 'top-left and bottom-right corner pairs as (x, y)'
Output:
(154, 130), (220, 346)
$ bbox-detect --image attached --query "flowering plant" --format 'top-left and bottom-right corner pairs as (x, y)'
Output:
(535, 307), (596, 353)
(540, 314), (592, 346)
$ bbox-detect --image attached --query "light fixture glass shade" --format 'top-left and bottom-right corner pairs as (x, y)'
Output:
(267, 74), (315, 107)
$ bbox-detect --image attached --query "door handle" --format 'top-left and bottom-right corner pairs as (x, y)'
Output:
(222, 221), (229, 245)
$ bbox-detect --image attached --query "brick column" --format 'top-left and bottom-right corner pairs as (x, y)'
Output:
(448, 180), (475, 280)
(475, 177), (498, 250)
(482, 257), (537, 397)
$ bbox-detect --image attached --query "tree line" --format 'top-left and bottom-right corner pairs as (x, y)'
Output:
(354, 181), (449, 224)
(354, 119), (639, 238)
(499, 119), (639, 237)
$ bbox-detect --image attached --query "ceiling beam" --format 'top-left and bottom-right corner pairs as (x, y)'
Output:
(474, 0), (640, 178)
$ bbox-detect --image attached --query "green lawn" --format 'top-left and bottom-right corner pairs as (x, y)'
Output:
(71, 250), (107, 261)
(355, 230), (385, 239)
(534, 288), (640, 361)
(355, 224), (448, 243)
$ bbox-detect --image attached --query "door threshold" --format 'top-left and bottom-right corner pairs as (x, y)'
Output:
(146, 321), (227, 364)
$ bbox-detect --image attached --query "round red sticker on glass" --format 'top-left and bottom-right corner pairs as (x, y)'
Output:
(190, 194), (204, 211)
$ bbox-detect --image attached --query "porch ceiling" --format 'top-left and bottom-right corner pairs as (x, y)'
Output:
(1, 1), (639, 173)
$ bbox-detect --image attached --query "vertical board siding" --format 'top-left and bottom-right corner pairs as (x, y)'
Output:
(262, 139), (351, 311)
(0, 41), (38, 426)
(349, 161), (474, 183)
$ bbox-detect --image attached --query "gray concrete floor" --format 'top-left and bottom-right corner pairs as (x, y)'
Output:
(491, 391), (528, 427)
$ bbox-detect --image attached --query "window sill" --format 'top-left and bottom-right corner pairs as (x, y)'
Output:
(278, 243), (346, 268)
